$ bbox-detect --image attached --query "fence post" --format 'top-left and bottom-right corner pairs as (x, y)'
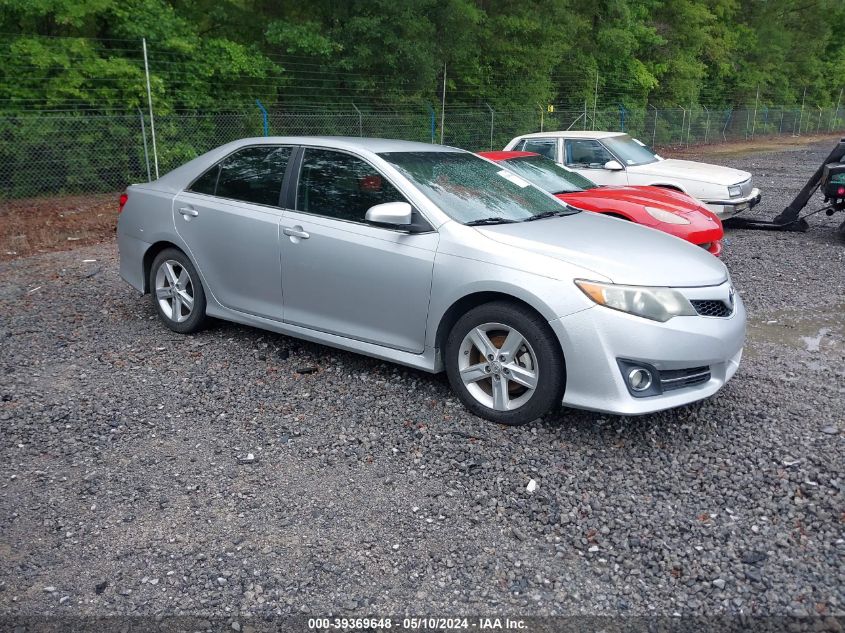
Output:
(426, 104), (436, 143)
(722, 109), (732, 141)
(817, 106), (823, 133)
(352, 103), (363, 137)
(142, 37), (159, 179)
(679, 107), (686, 145)
(798, 87), (806, 135)
(592, 70), (599, 130)
(538, 103), (544, 132)
(584, 100), (588, 131)
(440, 62), (446, 145)
(703, 105), (710, 144)
(830, 88), (843, 131)
(751, 85), (759, 139)
(686, 102), (693, 147)
(138, 107), (151, 182)
(485, 103), (494, 150)
(255, 99), (269, 136)
(779, 107), (785, 134)
(649, 104), (658, 146)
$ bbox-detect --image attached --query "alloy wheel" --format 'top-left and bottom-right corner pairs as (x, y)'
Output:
(155, 259), (195, 323)
(457, 322), (539, 411)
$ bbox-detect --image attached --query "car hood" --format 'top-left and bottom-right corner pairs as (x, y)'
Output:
(559, 185), (710, 215)
(633, 158), (750, 186)
(476, 212), (727, 287)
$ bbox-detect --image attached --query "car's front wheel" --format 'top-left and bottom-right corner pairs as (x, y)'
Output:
(445, 301), (565, 425)
(150, 248), (207, 334)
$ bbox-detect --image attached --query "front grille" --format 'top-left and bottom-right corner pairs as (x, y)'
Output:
(691, 299), (732, 317)
(660, 366), (711, 392)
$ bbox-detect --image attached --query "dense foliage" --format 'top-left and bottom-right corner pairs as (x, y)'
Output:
(1, 0), (844, 113)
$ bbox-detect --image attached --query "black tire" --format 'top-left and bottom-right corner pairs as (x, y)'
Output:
(149, 247), (207, 334)
(444, 301), (565, 425)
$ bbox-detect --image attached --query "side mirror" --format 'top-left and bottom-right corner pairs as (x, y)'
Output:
(365, 201), (413, 227)
(604, 160), (624, 171)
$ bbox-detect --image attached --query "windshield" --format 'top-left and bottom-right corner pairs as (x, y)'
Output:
(500, 155), (598, 194)
(378, 151), (577, 223)
(602, 134), (660, 166)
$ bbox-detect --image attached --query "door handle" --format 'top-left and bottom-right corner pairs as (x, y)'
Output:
(283, 227), (310, 239)
(178, 207), (199, 217)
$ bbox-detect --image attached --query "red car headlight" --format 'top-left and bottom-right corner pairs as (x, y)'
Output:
(644, 206), (690, 225)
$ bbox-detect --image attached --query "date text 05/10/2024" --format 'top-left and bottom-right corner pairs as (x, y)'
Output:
(307, 617), (527, 630)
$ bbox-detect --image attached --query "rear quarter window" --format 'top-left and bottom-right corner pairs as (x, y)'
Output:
(188, 165), (219, 195)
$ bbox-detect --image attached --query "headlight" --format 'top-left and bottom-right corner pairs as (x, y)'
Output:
(728, 184), (743, 198)
(644, 206), (690, 225)
(575, 280), (697, 322)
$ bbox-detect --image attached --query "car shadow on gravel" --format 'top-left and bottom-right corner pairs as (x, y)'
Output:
(120, 282), (741, 461)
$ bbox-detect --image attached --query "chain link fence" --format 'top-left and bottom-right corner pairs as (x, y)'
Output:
(2, 104), (844, 200)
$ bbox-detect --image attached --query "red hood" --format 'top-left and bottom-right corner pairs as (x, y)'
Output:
(556, 185), (724, 254)
(559, 185), (714, 216)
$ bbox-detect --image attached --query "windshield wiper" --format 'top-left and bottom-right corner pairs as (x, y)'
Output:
(523, 210), (571, 222)
(465, 217), (518, 226)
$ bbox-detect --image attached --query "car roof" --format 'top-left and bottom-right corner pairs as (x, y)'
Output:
(478, 151), (538, 161)
(151, 136), (467, 191)
(224, 136), (462, 154)
(514, 131), (626, 140)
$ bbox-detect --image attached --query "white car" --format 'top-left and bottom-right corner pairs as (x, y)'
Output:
(504, 131), (761, 219)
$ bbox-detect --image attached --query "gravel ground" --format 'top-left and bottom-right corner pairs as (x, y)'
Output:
(0, 139), (843, 621)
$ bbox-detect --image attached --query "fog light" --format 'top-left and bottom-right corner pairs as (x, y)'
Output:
(627, 368), (653, 392)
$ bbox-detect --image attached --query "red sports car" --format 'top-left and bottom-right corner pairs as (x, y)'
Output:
(478, 151), (724, 256)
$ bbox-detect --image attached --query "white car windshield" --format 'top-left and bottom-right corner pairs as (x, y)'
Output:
(603, 135), (660, 166)
(379, 151), (579, 224)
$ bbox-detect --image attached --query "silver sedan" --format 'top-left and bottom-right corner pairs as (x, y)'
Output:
(117, 137), (745, 425)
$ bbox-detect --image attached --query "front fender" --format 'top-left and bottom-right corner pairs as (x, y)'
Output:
(424, 252), (595, 349)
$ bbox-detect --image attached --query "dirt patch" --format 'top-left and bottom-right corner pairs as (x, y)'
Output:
(0, 193), (118, 261)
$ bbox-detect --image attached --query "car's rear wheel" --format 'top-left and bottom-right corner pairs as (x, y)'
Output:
(445, 301), (565, 425)
(150, 248), (207, 334)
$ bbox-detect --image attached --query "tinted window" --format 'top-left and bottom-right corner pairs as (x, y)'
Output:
(565, 139), (614, 168)
(521, 139), (557, 160)
(501, 155), (597, 194)
(188, 165), (219, 195)
(296, 149), (405, 222)
(379, 151), (577, 224)
(215, 146), (292, 206)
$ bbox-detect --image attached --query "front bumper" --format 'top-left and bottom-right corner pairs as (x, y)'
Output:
(550, 285), (745, 415)
(703, 188), (762, 220)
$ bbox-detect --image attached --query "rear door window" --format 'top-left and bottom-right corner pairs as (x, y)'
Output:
(216, 146), (292, 206)
(520, 139), (557, 161)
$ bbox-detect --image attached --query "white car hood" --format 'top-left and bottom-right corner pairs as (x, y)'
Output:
(633, 158), (750, 186)
(477, 212), (727, 287)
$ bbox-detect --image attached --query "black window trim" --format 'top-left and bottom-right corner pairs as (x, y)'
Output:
(183, 144), (296, 209)
(290, 144), (435, 234)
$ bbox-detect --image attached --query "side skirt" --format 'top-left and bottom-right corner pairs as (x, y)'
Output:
(205, 303), (441, 373)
